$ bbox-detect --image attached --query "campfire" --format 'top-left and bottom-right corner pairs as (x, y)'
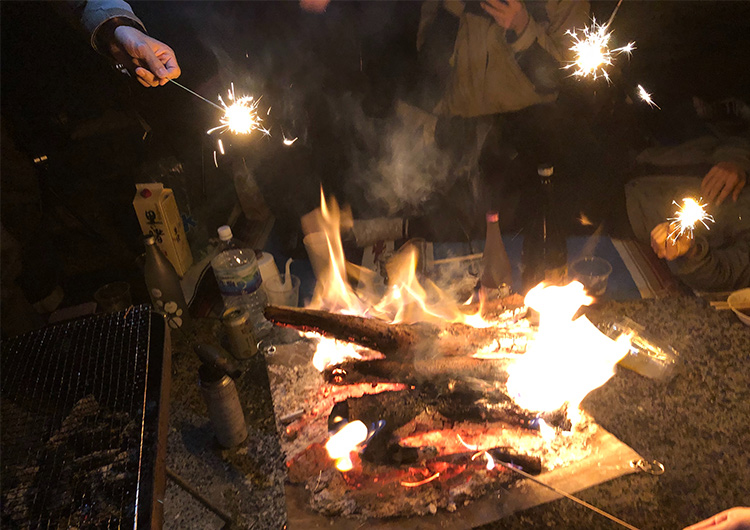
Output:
(265, 193), (634, 519)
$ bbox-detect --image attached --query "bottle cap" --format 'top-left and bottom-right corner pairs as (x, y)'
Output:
(537, 165), (554, 177)
(486, 211), (499, 223)
(217, 225), (233, 241)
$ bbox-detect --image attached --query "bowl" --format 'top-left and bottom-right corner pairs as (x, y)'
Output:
(727, 288), (750, 326)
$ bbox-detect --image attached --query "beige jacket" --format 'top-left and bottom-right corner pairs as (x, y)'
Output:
(418, 0), (589, 117)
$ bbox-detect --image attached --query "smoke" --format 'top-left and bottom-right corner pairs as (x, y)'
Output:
(345, 99), (456, 218)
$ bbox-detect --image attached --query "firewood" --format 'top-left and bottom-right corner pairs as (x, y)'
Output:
(324, 357), (512, 386)
(264, 305), (530, 361)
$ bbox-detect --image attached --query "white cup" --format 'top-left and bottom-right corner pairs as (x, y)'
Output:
(303, 232), (331, 281)
(257, 252), (281, 286)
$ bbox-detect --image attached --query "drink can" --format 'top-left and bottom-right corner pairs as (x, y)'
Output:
(222, 306), (258, 359)
(199, 366), (248, 448)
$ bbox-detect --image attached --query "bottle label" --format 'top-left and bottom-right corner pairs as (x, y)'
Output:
(215, 261), (263, 297)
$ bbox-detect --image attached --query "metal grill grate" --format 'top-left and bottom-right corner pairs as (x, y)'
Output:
(1, 305), (169, 530)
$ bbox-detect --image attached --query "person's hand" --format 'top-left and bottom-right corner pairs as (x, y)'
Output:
(481, 0), (530, 34)
(683, 507), (750, 530)
(300, 0), (331, 13)
(701, 161), (747, 206)
(110, 26), (180, 87)
(650, 221), (696, 261)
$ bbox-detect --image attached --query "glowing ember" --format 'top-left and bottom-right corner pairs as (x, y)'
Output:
(283, 135), (298, 146)
(311, 335), (364, 372)
(637, 84), (660, 109)
(325, 420), (368, 472)
(400, 472), (441, 488)
(668, 197), (715, 240)
(207, 83), (270, 136)
(563, 18), (635, 82)
(505, 282), (631, 417)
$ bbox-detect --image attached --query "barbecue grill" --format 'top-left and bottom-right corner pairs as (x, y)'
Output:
(1, 305), (171, 529)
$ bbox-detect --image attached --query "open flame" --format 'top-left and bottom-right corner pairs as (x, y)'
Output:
(325, 420), (368, 472)
(305, 192), (633, 472)
(505, 283), (631, 416)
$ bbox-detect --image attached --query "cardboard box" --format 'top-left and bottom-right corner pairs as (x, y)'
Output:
(133, 183), (193, 276)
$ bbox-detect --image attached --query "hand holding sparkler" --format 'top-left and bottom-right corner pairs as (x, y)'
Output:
(701, 162), (747, 206)
(650, 222), (695, 261)
(481, 0), (530, 34)
(108, 26), (180, 87)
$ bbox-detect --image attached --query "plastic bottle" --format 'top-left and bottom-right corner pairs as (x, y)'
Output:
(210, 225), (271, 337)
(143, 235), (192, 330)
(480, 211), (513, 293)
(521, 165), (568, 293)
(592, 315), (679, 381)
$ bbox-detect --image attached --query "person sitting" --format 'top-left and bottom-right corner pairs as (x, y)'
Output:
(626, 107), (750, 292)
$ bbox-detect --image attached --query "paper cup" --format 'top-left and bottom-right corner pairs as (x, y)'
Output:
(265, 274), (301, 307)
(303, 232), (331, 281)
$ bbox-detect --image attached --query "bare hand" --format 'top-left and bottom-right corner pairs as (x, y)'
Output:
(650, 222), (695, 261)
(481, 0), (530, 34)
(701, 161), (747, 206)
(683, 507), (750, 530)
(300, 0), (331, 13)
(110, 26), (180, 87)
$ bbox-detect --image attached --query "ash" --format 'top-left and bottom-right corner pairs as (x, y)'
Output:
(1, 395), (139, 528)
(267, 339), (601, 519)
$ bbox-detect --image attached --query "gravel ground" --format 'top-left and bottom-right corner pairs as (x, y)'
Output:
(162, 297), (749, 529)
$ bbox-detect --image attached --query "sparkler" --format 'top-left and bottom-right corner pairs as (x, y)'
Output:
(637, 84), (660, 109)
(207, 83), (270, 136)
(563, 17), (635, 82)
(668, 198), (714, 240)
(168, 79), (269, 137)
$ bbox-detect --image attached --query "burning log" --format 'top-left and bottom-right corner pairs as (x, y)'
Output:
(332, 389), (569, 467)
(324, 357), (511, 387)
(265, 305), (530, 361)
(432, 448), (542, 476)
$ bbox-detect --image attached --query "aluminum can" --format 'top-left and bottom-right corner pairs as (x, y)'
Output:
(222, 306), (258, 360)
(199, 366), (248, 448)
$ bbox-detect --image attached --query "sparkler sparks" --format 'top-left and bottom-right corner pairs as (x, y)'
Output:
(207, 83), (270, 136)
(668, 197), (715, 240)
(564, 17), (635, 82)
(637, 84), (660, 109)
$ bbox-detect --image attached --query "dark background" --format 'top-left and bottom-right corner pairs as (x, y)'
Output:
(2, 0), (750, 314)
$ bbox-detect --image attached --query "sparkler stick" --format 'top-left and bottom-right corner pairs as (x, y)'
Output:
(496, 461), (640, 530)
(168, 79), (223, 111)
(667, 197), (715, 241)
(605, 0), (625, 28)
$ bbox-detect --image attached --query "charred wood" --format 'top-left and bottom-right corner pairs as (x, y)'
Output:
(265, 305), (530, 360)
(324, 357), (511, 386)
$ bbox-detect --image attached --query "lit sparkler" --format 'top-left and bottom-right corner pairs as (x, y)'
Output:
(668, 197), (714, 240)
(563, 17), (635, 82)
(207, 83), (270, 136)
(637, 84), (660, 109)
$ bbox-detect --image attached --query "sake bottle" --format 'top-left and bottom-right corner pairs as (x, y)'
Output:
(144, 234), (192, 330)
(480, 210), (513, 293)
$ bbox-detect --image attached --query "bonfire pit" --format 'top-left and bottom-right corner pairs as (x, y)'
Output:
(264, 195), (644, 527)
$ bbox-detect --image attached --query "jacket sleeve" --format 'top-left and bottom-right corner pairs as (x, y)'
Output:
(66, 0), (146, 52)
(509, 0), (589, 61)
(670, 232), (750, 292)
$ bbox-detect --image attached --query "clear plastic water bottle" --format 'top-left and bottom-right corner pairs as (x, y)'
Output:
(211, 226), (271, 337)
